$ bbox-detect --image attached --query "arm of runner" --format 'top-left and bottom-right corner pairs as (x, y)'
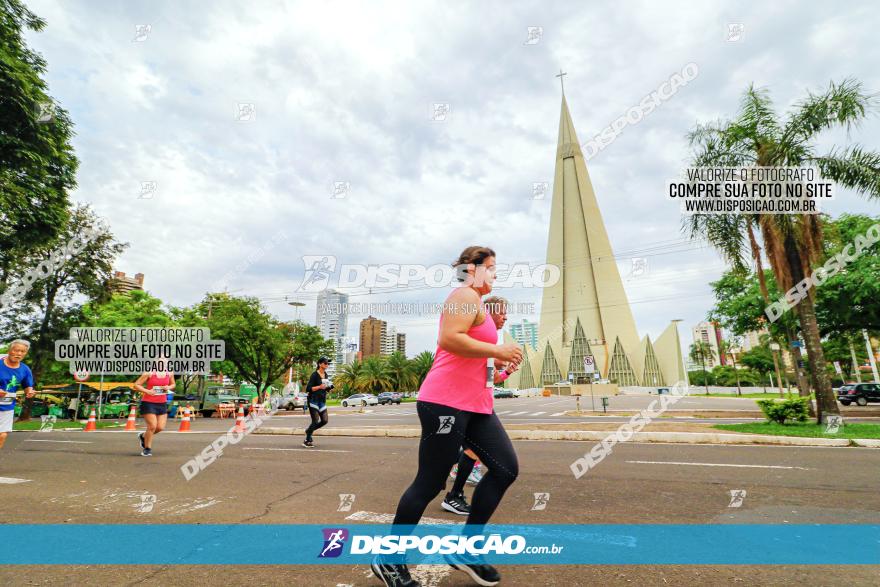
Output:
(133, 372), (153, 395)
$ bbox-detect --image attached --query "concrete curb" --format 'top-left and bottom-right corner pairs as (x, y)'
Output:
(253, 427), (878, 447)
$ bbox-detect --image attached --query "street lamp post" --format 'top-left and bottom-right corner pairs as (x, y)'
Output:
(288, 301), (306, 391)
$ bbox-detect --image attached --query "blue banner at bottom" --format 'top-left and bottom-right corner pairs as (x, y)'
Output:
(3, 524), (878, 565)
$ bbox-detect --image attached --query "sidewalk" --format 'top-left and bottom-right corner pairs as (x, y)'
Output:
(253, 422), (880, 448)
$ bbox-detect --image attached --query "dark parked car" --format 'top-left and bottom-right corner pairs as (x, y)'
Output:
(378, 392), (402, 405)
(493, 388), (514, 399)
(838, 383), (880, 406)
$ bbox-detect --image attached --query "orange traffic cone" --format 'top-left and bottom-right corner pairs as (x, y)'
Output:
(124, 405), (137, 431)
(233, 406), (245, 432)
(178, 405), (191, 432)
(84, 407), (97, 432)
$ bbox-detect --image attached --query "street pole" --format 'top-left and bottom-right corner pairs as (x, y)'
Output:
(864, 329), (879, 383)
(98, 361), (105, 421)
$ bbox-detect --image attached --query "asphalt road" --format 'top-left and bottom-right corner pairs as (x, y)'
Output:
(1, 427), (878, 586)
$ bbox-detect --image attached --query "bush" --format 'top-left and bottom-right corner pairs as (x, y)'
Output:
(756, 397), (810, 425)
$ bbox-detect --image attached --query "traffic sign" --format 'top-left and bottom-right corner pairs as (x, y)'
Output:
(583, 356), (596, 374)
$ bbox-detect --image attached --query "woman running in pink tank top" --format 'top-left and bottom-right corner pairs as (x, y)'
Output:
(371, 246), (523, 587)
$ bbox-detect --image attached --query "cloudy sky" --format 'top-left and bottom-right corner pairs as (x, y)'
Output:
(25, 0), (880, 356)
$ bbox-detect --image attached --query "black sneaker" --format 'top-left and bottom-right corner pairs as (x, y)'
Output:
(371, 556), (420, 587)
(141, 448), (152, 457)
(302, 439), (314, 448)
(441, 491), (470, 516)
(447, 553), (500, 586)
(138, 432), (146, 450)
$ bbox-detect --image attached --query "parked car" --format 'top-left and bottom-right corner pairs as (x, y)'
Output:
(279, 391), (308, 411)
(493, 388), (514, 399)
(838, 383), (880, 406)
(341, 393), (378, 407)
(377, 392), (402, 405)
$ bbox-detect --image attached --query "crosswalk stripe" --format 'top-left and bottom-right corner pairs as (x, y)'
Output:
(551, 412), (566, 416)
(0, 477), (31, 484)
(532, 412), (546, 416)
(496, 411), (511, 415)
(510, 411), (529, 415)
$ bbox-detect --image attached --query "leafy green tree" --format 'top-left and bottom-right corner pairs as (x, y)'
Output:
(205, 296), (297, 401)
(333, 359), (363, 394)
(814, 214), (880, 336)
(386, 351), (417, 392)
(686, 79), (880, 421)
(740, 345), (776, 392)
(357, 356), (392, 393)
(0, 0), (78, 285)
(411, 350), (435, 388)
(82, 290), (173, 327)
(18, 206), (123, 374)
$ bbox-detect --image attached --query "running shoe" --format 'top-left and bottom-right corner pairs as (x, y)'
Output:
(371, 556), (420, 587)
(441, 491), (470, 515)
(141, 448), (152, 457)
(446, 552), (500, 586)
(138, 432), (146, 450)
(467, 462), (484, 485)
(302, 439), (314, 448)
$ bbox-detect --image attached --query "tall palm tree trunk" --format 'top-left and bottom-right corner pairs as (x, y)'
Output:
(748, 225), (814, 414)
(780, 233), (839, 422)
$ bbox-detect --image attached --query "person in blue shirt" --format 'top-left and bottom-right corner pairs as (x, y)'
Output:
(0, 339), (37, 450)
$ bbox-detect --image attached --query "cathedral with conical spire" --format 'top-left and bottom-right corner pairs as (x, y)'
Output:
(507, 91), (685, 388)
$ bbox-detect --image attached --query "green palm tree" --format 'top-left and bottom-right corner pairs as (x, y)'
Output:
(689, 341), (714, 394)
(333, 359), (363, 394)
(385, 351), (417, 392)
(356, 356), (393, 393)
(719, 338), (743, 396)
(411, 351), (435, 388)
(685, 79), (880, 422)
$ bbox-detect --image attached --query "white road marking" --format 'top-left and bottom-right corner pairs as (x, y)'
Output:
(625, 460), (813, 470)
(24, 439), (92, 444)
(550, 412), (566, 416)
(242, 447), (351, 453)
(531, 412), (546, 416)
(509, 411), (530, 416)
(346, 510), (457, 525)
(0, 477), (31, 484)
(495, 411), (511, 415)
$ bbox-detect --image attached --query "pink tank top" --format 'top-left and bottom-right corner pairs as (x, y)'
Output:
(142, 372), (172, 403)
(417, 301), (499, 414)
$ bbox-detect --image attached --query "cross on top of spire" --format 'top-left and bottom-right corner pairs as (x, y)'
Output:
(555, 69), (567, 94)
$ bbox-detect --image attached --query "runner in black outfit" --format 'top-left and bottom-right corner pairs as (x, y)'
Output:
(303, 357), (333, 448)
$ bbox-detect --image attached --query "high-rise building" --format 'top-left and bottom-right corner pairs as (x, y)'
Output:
(508, 93), (684, 389)
(379, 326), (406, 356)
(359, 316), (386, 359)
(382, 326), (397, 356)
(510, 319), (539, 351)
(110, 271), (144, 294)
(691, 321), (724, 368)
(316, 289), (349, 374)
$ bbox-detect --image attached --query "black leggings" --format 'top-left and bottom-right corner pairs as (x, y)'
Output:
(394, 401), (518, 527)
(305, 407), (328, 440)
(450, 448), (477, 496)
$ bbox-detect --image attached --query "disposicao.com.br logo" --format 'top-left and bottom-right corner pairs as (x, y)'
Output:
(318, 529), (557, 557)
